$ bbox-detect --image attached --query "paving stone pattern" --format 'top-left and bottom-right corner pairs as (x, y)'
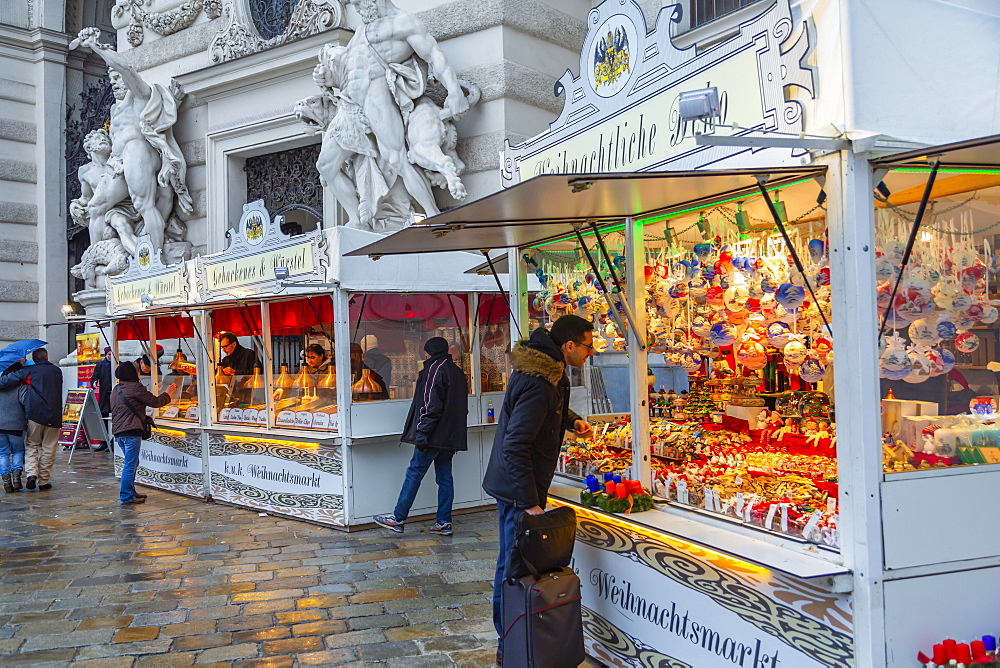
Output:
(0, 451), (600, 667)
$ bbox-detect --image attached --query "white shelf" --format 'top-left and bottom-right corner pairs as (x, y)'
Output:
(549, 477), (850, 580)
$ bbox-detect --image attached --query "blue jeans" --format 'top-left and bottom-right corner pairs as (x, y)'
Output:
(117, 435), (142, 503)
(0, 432), (24, 476)
(492, 500), (523, 648)
(392, 447), (455, 525)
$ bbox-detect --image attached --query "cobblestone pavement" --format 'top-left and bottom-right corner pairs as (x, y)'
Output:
(0, 449), (545, 667)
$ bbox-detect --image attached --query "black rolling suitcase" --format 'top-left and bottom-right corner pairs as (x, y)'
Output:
(501, 566), (585, 668)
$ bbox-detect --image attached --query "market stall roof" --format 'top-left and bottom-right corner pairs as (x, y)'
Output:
(464, 253), (507, 275)
(345, 166), (826, 257)
(872, 133), (1000, 170)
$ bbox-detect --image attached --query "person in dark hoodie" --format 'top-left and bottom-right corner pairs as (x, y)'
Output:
(0, 349), (64, 491)
(374, 337), (468, 536)
(110, 361), (175, 505)
(482, 314), (594, 662)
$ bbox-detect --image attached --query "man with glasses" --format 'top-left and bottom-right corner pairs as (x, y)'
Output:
(482, 314), (595, 665)
(217, 332), (262, 376)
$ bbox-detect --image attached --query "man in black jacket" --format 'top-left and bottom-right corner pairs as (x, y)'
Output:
(482, 315), (594, 658)
(0, 348), (64, 490)
(90, 347), (113, 452)
(374, 337), (468, 536)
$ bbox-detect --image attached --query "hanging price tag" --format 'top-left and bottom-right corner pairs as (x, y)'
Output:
(676, 480), (688, 505)
(764, 503), (779, 530)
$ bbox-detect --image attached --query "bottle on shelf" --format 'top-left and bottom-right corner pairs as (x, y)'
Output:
(487, 398), (496, 424)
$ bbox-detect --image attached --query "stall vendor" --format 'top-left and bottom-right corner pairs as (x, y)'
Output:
(218, 332), (262, 376)
(304, 344), (331, 374)
(350, 343), (389, 400)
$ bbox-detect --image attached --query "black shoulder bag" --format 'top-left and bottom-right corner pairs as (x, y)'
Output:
(505, 506), (577, 582)
(116, 385), (156, 439)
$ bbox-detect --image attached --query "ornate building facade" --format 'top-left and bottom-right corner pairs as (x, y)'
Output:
(0, 0), (599, 355)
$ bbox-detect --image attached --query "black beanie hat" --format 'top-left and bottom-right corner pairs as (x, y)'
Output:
(115, 361), (139, 382)
(424, 337), (449, 356)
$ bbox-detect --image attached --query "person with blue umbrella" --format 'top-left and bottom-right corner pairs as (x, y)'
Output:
(0, 345), (64, 491)
(0, 355), (26, 492)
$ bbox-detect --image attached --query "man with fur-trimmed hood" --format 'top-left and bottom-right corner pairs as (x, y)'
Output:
(483, 314), (594, 662)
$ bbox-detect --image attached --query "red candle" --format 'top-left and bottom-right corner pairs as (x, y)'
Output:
(944, 639), (958, 661)
(605, 481), (615, 495)
(615, 482), (629, 499)
(971, 640), (986, 659)
(933, 644), (947, 665)
(956, 643), (972, 664)
(629, 479), (643, 494)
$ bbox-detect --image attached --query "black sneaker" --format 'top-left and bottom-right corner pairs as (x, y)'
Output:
(373, 514), (404, 533)
(25, 475), (36, 490)
(38, 483), (52, 491)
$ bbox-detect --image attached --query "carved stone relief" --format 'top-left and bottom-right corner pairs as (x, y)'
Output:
(209, 0), (345, 63)
(112, 0), (223, 48)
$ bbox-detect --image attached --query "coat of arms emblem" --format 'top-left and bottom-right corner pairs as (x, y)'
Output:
(593, 26), (630, 89)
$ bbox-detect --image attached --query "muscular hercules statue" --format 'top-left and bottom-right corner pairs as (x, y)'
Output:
(302, 0), (476, 230)
(70, 27), (193, 252)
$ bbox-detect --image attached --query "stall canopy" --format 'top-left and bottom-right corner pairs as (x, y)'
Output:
(871, 133), (1000, 170)
(116, 315), (195, 341)
(346, 167), (826, 257)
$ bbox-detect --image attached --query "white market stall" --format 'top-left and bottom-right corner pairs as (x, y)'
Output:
(344, 0), (1000, 663)
(105, 200), (522, 529)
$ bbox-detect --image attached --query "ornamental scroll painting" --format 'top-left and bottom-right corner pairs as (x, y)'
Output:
(69, 28), (193, 289)
(502, 0), (816, 185)
(296, 0), (481, 233)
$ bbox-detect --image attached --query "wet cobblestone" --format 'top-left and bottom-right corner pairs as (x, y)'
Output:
(0, 450), (596, 667)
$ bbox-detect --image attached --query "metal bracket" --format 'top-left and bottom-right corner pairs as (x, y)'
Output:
(696, 134), (852, 151)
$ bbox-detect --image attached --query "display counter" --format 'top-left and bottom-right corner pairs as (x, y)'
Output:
(546, 478), (853, 668)
(113, 426), (206, 499)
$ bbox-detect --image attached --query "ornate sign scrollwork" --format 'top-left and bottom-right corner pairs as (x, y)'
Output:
(502, 0), (816, 186)
(194, 200), (329, 301)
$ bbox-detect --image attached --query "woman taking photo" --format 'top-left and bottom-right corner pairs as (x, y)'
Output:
(110, 361), (175, 505)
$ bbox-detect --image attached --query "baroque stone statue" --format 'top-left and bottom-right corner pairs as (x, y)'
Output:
(69, 27), (193, 287)
(296, 0), (479, 231)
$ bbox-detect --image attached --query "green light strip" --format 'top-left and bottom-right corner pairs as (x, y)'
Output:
(531, 176), (817, 248)
(894, 167), (1000, 175)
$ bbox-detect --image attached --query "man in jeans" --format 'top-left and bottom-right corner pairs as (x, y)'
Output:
(374, 337), (468, 535)
(481, 315), (594, 664)
(0, 349), (64, 490)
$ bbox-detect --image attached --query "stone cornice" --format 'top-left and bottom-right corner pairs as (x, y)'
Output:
(0, 25), (70, 64)
(418, 0), (586, 53)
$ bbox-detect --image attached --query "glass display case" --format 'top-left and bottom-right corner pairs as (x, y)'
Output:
(209, 303), (267, 426)
(268, 297), (338, 430)
(115, 314), (203, 423)
(348, 292), (471, 401)
(876, 171), (1000, 471)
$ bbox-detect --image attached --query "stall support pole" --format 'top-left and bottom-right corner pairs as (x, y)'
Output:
(623, 217), (651, 486)
(507, 247), (528, 341)
(826, 150), (886, 667)
(193, 311), (214, 499)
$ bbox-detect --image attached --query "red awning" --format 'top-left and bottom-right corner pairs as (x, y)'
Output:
(268, 297), (334, 335)
(116, 315), (196, 341)
(210, 303), (263, 337)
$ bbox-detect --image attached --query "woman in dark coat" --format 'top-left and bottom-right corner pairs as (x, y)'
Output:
(374, 337), (468, 535)
(110, 362), (175, 505)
